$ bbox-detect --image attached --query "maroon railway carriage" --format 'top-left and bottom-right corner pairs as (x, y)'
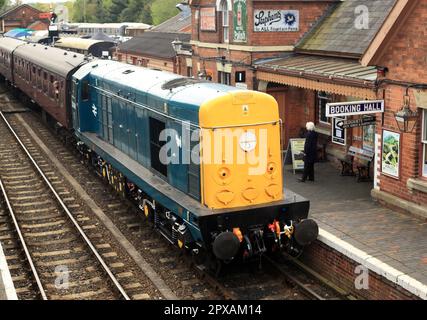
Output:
(0, 37), (25, 83)
(12, 43), (86, 129)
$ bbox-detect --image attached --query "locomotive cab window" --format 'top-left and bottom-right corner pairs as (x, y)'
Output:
(81, 80), (90, 101)
(149, 117), (168, 177)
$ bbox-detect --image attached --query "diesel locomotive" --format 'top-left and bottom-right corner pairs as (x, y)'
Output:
(0, 36), (318, 264)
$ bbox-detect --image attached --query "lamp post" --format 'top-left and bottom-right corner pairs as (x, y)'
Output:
(394, 89), (418, 133)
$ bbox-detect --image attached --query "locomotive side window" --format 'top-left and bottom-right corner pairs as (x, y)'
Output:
(82, 80), (89, 101)
(149, 117), (168, 177)
(188, 129), (201, 200)
(107, 98), (113, 144)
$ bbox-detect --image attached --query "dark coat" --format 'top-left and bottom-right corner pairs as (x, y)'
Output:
(304, 130), (318, 163)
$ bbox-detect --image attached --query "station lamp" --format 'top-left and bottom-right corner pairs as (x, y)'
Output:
(394, 89), (418, 133)
(171, 39), (183, 53)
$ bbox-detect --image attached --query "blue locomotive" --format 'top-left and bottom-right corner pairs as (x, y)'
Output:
(0, 38), (318, 264)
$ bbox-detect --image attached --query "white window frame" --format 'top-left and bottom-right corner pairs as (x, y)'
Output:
(318, 91), (332, 125)
(422, 109), (427, 177)
(221, 0), (229, 43)
(218, 71), (231, 85)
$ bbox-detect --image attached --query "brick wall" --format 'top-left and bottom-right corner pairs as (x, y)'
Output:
(373, 0), (427, 207)
(250, 1), (332, 46)
(1, 5), (42, 32)
(301, 241), (419, 300)
(192, 0), (334, 46)
(190, 1), (335, 90)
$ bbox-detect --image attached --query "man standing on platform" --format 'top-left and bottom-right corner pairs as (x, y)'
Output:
(299, 122), (318, 182)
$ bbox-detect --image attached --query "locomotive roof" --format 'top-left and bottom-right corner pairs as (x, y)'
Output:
(55, 37), (115, 51)
(14, 43), (87, 77)
(86, 60), (238, 111)
(0, 36), (26, 54)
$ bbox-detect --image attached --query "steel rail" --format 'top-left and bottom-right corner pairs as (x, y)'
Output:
(263, 255), (327, 300)
(0, 111), (130, 300)
(0, 178), (48, 300)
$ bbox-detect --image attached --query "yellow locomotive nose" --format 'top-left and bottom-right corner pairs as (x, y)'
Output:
(199, 91), (283, 209)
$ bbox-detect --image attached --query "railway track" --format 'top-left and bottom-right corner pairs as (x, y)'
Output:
(0, 111), (161, 300)
(0, 91), (347, 301)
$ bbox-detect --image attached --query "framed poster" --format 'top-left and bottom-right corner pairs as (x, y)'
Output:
(381, 129), (400, 178)
(332, 117), (346, 145)
(290, 138), (305, 174)
(200, 7), (216, 31)
(233, 0), (247, 42)
(363, 124), (375, 152)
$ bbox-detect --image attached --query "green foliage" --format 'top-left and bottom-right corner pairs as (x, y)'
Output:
(24, 0), (180, 25)
(120, 0), (152, 24)
(150, 0), (180, 25)
(73, 0), (99, 23)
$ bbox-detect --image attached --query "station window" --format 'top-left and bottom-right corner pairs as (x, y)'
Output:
(187, 66), (193, 77)
(149, 117), (168, 177)
(218, 71), (231, 85)
(422, 109), (427, 177)
(220, 0), (229, 43)
(317, 91), (332, 125)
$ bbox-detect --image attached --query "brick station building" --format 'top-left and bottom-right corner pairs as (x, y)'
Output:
(0, 4), (44, 33)
(183, 0), (427, 218)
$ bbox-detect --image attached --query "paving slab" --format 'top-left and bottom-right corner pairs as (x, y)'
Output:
(285, 162), (427, 299)
(0, 242), (18, 300)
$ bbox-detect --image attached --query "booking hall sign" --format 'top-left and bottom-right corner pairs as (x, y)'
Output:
(233, 0), (247, 42)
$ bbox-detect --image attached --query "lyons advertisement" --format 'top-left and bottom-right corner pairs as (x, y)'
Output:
(254, 9), (299, 32)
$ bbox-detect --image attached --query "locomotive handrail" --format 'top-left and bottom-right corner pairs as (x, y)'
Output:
(91, 84), (201, 129)
(201, 120), (280, 130)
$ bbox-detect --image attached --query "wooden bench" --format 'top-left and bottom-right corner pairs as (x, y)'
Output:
(344, 146), (375, 182)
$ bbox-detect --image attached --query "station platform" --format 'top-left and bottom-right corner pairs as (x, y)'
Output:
(284, 162), (427, 299)
(0, 242), (17, 300)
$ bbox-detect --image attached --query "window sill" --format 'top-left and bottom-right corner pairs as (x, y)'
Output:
(407, 178), (427, 194)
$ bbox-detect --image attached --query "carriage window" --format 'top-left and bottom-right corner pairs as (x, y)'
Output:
(149, 117), (168, 177)
(71, 80), (77, 100)
(81, 80), (89, 101)
(37, 69), (42, 89)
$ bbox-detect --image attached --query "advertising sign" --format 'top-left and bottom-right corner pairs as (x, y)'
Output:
(336, 115), (376, 129)
(326, 100), (384, 117)
(233, 0), (247, 42)
(382, 130), (400, 178)
(290, 138), (306, 173)
(363, 124), (375, 152)
(200, 7), (216, 31)
(254, 10), (299, 32)
(332, 117), (346, 145)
